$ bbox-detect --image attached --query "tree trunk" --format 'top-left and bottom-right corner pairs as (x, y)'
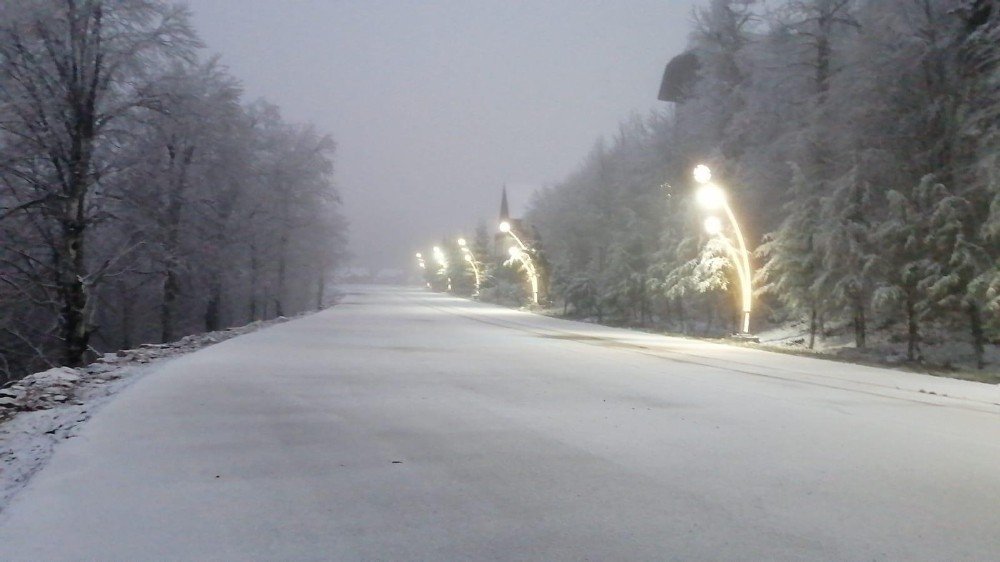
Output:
(248, 246), (259, 322)
(160, 143), (193, 343)
(808, 306), (817, 350)
(853, 300), (866, 349)
(60, 184), (91, 367)
(275, 193), (291, 318)
(968, 303), (985, 369)
(161, 267), (179, 343)
(262, 285), (271, 320)
(315, 269), (325, 311)
(205, 279), (222, 332)
(59, 252), (90, 366)
(275, 234), (287, 317)
(59, 67), (99, 367)
(816, 31), (831, 107)
(49, 3), (109, 367)
(906, 291), (920, 362)
(120, 285), (133, 350)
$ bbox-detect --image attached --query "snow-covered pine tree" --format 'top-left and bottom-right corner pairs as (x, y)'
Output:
(954, 0), (1000, 338)
(756, 163), (824, 348)
(815, 152), (882, 349)
(921, 189), (993, 368)
(872, 175), (948, 361)
(692, 236), (738, 334)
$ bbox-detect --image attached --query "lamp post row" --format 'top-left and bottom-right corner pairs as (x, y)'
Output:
(414, 223), (539, 306)
(414, 164), (752, 334)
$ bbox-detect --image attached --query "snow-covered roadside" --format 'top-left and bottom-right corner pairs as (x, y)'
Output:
(0, 317), (292, 512)
(524, 304), (1000, 384)
(749, 322), (1000, 383)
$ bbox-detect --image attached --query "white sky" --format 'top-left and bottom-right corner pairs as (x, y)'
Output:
(188, 0), (695, 269)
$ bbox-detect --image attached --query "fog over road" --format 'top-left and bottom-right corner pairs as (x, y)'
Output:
(0, 287), (997, 560)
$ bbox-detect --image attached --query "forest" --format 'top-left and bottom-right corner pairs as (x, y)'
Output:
(523, 0), (999, 369)
(0, 1), (348, 381)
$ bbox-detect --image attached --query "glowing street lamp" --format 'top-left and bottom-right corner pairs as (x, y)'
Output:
(432, 246), (447, 268)
(693, 164), (713, 184)
(696, 182), (726, 210)
(506, 246), (540, 305)
(457, 237), (481, 296)
(703, 216), (723, 236)
(432, 246), (452, 292)
(694, 165), (753, 334)
(498, 220), (529, 251)
(498, 221), (540, 304)
(703, 217), (750, 323)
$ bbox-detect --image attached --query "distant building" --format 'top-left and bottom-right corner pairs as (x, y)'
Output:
(493, 185), (525, 258)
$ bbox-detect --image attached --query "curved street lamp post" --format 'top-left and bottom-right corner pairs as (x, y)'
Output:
(457, 238), (482, 296)
(693, 165), (753, 335)
(499, 221), (540, 305)
(507, 246), (540, 305)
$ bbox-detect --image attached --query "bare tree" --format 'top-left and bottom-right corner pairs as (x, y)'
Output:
(0, 0), (198, 365)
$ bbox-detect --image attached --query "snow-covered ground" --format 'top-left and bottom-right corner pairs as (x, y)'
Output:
(753, 321), (1000, 382)
(0, 317), (291, 511)
(0, 286), (996, 560)
(533, 306), (1000, 383)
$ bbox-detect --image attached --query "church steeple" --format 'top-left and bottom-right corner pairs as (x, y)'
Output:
(499, 185), (510, 221)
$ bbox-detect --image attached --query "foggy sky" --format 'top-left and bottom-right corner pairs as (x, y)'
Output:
(188, 0), (694, 271)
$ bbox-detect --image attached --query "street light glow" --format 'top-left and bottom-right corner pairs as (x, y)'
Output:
(505, 246), (539, 305)
(696, 183), (726, 210)
(457, 236), (481, 296)
(704, 216), (722, 235)
(499, 221), (539, 305)
(692, 165), (753, 334)
(415, 252), (422, 258)
(432, 246), (447, 268)
(693, 164), (712, 184)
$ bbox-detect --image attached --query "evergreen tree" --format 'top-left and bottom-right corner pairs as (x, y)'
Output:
(872, 175), (945, 361)
(755, 164), (823, 348)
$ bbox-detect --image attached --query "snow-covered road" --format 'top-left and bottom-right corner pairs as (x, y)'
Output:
(0, 287), (997, 560)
